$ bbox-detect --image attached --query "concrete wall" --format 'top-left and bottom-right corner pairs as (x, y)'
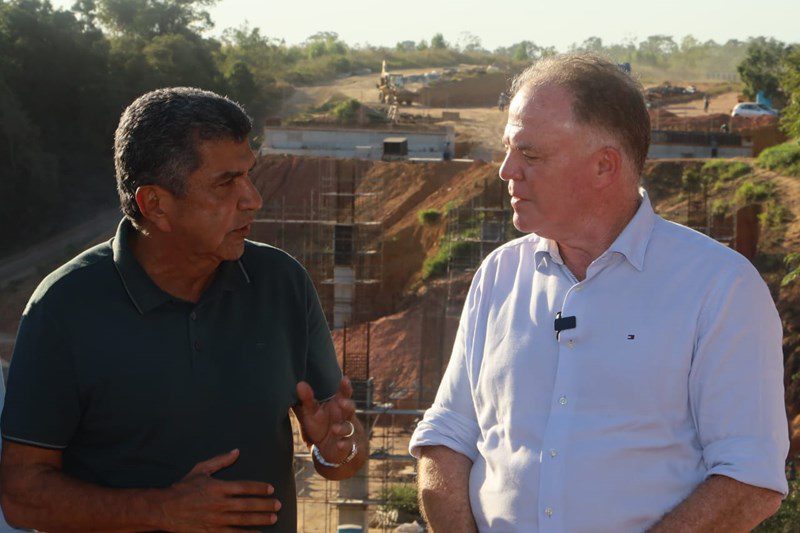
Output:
(647, 144), (752, 159)
(260, 126), (456, 160)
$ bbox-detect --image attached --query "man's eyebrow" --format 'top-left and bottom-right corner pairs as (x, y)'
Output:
(501, 137), (534, 151)
(213, 159), (257, 181)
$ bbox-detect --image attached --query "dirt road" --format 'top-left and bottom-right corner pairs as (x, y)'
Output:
(0, 208), (120, 289)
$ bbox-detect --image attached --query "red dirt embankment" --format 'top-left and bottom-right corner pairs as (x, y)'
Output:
(249, 155), (499, 405)
(417, 72), (510, 108)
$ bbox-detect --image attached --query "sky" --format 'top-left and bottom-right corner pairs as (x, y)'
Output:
(51, 0), (799, 51)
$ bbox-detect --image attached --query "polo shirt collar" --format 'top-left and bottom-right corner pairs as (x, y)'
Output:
(112, 218), (171, 315)
(112, 219), (252, 314)
(532, 188), (656, 273)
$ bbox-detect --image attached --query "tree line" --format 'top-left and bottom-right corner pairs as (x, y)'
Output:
(0, 0), (798, 255)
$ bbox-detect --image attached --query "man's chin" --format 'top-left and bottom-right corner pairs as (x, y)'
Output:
(512, 213), (539, 235)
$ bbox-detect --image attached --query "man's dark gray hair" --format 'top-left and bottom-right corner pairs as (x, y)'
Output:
(114, 87), (252, 222)
(511, 54), (651, 174)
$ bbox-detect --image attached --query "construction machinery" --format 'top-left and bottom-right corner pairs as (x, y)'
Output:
(377, 61), (418, 106)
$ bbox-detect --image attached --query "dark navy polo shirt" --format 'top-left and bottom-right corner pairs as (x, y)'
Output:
(1, 219), (342, 532)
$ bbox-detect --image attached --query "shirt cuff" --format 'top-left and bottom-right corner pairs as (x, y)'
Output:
(409, 405), (480, 462)
(703, 436), (789, 496)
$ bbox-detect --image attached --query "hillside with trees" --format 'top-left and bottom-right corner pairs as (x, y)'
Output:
(1, 0), (799, 256)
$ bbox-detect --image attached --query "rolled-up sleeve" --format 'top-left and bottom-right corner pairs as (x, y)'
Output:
(689, 262), (789, 495)
(409, 270), (482, 461)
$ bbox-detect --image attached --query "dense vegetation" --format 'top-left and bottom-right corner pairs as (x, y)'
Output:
(1, 0), (799, 256)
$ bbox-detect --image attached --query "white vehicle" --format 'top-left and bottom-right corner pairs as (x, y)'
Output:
(731, 102), (779, 117)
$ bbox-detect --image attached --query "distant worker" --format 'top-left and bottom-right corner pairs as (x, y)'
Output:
(0, 87), (366, 532)
(411, 54), (787, 531)
(704, 94), (710, 113)
(721, 122), (730, 133)
(498, 91), (509, 111)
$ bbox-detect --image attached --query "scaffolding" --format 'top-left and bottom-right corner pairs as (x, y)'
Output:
(253, 158), (383, 328)
(254, 161), (515, 531)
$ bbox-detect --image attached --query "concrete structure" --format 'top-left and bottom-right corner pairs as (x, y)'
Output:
(647, 130), (752, 159)
(260, 125), (455, 161)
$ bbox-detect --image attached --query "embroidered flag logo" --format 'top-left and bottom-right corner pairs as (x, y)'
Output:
(627, 334), (635, 340)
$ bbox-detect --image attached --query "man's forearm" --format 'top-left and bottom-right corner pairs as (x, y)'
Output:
(1, 463), (164, 532)
(648, 475), (782, 532)
(417, 445), (477, 533)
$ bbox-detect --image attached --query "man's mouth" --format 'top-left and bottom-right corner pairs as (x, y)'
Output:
(233, 222), (252, 235)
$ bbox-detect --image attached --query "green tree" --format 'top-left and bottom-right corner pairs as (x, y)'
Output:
(95, 0), (217, 38)
(142, 33), (222, 89)
(737, 37), (789, 101)
(778, 47), (800, 137)
(431, 33), (447, 50)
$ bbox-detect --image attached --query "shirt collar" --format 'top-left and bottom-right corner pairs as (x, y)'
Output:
(605, 189), (656, 272)
(112, 218), (251, 315)
(532, 188), (656, 273)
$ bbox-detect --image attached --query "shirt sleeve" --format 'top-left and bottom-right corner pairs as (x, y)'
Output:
(409, 268), (482, 461)
(1, 299), (81, 449)
(689, 262), (789, 495)
(303, 272), (342, 402)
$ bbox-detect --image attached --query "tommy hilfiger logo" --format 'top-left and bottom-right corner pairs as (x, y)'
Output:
(627, 334), (635, 340)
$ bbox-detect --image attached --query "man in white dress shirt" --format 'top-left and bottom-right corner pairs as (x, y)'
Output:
(409, 54), (789, 532)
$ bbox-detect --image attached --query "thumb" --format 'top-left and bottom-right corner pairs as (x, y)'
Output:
(189, 448), (240, 476)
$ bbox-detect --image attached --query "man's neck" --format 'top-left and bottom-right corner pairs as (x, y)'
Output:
(556, 192), (641, 281)
(129, 228), (219, 304)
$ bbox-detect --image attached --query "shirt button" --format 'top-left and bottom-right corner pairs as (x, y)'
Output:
(194, 340), (201, 351)
(549, 449), (558, 458)
(190, 311), (197, 321)
(559, 396), (568, 406)
(545, 506), (553, 518)
(567, 339), (575, 348)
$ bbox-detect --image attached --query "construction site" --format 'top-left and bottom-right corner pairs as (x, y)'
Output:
(1, 62), (799, 532)
(244, 63), (799, 532)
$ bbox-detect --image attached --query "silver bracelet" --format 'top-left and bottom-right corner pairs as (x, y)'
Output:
(312, 441), (358, 468)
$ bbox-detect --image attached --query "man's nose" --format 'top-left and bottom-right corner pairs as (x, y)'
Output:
(239, 177), (263, 212)
(499, 151), (521, 182)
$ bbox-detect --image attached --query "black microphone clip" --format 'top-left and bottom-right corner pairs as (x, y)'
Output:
(554, 312), (577, 340)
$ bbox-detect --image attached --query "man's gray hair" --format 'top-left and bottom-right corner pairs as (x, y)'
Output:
(511, 54), (651, 174)
(114, 87), (252, 222)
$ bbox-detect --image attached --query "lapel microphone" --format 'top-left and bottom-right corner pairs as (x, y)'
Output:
(554, 312), (577, 340)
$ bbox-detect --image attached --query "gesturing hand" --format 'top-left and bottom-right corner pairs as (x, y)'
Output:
(159, 449), (281, 532)
(295, 377), (357, 465)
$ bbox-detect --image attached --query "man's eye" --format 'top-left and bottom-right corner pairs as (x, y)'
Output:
(522, 153), (537, 161)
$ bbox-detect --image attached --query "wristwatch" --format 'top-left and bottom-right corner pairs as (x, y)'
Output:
(312, 441), (358, 468)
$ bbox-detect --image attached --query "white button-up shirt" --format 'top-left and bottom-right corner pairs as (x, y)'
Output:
(410, 191), (789, 532)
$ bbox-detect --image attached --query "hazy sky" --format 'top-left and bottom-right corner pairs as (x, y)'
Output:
(51, 0), (799, 50)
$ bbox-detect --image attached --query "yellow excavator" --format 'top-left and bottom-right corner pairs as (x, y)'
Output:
(377, 61), (418, 106)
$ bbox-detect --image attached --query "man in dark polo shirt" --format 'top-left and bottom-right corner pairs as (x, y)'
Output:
(0, 87), (366, 531)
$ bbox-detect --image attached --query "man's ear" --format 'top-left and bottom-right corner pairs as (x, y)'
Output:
(134, 185), (174, 233)
(593, 146), (622, 189)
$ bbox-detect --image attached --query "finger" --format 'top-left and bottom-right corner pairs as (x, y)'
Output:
(223, 512), (279, 527)
(221, 480), (275, 496)
(225, 497), (282, 513)
(338, 398), (356, 420)
(189, 449), (240, 476)
(339, 376), (353, 398)
(333, 421), (355, 438)
(296, 381), (318, 413)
